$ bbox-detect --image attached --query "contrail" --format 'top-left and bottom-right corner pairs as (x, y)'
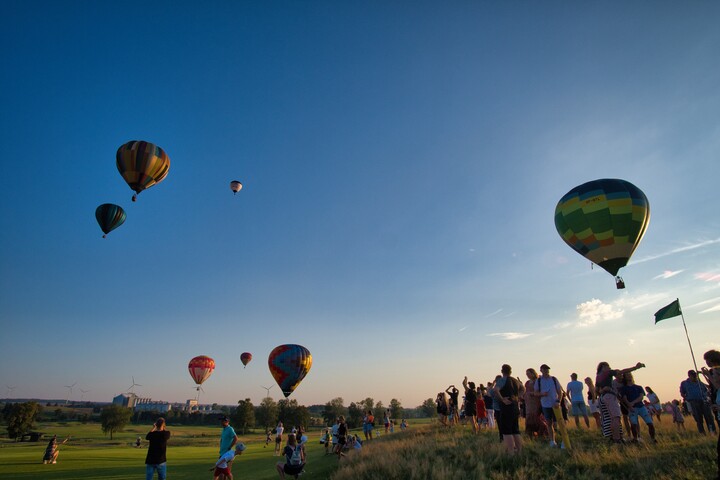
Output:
(632, 238), (720, 265)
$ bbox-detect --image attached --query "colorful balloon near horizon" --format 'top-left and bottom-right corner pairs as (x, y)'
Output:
(95, 203), (126, 238)
(188, 355), (215, 386)
(230, 181), (243, 194)
(116, 141), (170, 202)
(268, 344), (312, 398)
(240, 352), (252, 367)
(554, 178), (650, 279)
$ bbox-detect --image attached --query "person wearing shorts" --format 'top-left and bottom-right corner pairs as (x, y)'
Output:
(595, 361), (645, 443)
(273, 422), (284, 456)
(567, 373), (590, 428)
(619, 373), (656, 443)
(535, 364), (562, 447)
(211, 443), (245, 480)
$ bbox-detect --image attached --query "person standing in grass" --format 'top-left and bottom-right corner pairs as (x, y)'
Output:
(701, 349), (720, 480)
(218, 416), (238, 456)
(680, 370), (716, 435)
(670, 399), (685, 430)
(145, 418), (171, 480)
(274, 421), (284, 456)
(494, 364), (525, 455)
(595, 361), (645, 444)
(446, 385), (460, 426)
(585, 377), (601, 429)
(524, 368), (547, 439)
(619, 373), (657, 443)
(535, 364), (562, 447)
(435, 393), (448, 425)
(462, 376), (479, 433)
(483, 384), (495, 430)
(335, 416), (348, 458)
(475, 386), (487, 429)
(567, 373), (590, 429)
(645, 386), (662, 422)
(362, 410), (374, 441)
(491, 376), (503, 442)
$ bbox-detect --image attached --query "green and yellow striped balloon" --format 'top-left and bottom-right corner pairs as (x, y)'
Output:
(116, 141), (170, 201)
(554, 179), (650, 278)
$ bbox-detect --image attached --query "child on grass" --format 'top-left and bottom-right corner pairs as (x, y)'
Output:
(670, 400), (685, 430)
(210, 443), (245, 480)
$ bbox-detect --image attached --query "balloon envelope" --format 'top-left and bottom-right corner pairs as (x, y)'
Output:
(188, 355), (215, 386)
(240, 352), (252, 366)
(268, 344), (312, 397)
(230, 181), (243, 194)
(554, 178), (650, 277)
(116, 141), (170, 200)
(95, 203), (126, 237)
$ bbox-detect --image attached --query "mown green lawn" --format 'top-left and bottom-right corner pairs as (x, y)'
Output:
(0, 422), (343, 479)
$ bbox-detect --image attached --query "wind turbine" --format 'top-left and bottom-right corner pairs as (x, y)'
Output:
(6, 385), (16, 397)
(80, 389), (91, 402)
(126, 376), (142, 394)
(64, 382), (76, 405)
(260, 384), (274, 398)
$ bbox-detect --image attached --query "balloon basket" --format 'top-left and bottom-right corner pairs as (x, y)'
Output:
(615, 277), (625, 289)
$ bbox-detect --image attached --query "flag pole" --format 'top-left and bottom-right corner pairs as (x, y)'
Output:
(678, 298), (700, 373)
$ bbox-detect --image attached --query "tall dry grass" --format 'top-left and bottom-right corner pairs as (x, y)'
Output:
(330, 421), (717, 479)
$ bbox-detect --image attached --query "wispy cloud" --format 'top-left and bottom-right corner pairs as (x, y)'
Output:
(485, 309), (503, 318)
(653, 270), (684, 280)
(633, 238), (720, 265)
(628, 338), (636, 347)
(699, 304), (720, 314)
(576, 298), (624, 327)
(458, 326), (468, 332)
(695, 272), (720, 283)
(488, 332), (532, 340)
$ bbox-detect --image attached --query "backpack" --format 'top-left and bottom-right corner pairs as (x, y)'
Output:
(289, 445), (303, 466)
(535, 376), (560, 395)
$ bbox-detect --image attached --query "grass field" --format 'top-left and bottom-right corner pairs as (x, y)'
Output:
(0, 419), (717, 479)
(0, 422), (342, 479)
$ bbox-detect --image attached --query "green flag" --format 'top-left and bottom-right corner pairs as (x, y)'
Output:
(654, 299), (682, 324)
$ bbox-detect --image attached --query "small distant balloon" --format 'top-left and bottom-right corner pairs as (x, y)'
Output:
(268, 344), (312, 398)
(240, 352), (252, 368)
(95, 203), (126, 238)
(116, 141), (170, 202)
(230, 181), (243, 194)
(188, 355), (215, 386)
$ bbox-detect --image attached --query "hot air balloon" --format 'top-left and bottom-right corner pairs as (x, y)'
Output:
(95, 203), (126, 238)
(188, 356), (215, 399)
(268, 344), (312, 398)
(554, 178), (650, 289)
(116, 141), (170, 202)
(240, 352), (252, 368)
(230, 181), (243, 194)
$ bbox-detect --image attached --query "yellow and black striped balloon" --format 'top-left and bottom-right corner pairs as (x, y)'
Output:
(116, 141), (170, 201)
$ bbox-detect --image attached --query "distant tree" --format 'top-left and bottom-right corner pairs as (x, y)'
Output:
(389, 398), (403, 419)
(360, 398), (374, 412)
(6, 402), (42, 440)
(278, 399), (310, 429)
(420, 398), (436, 418)
(54, 408), (66, 420)
(232, 399), (255, 434)
(100, 405), (132, 440)
(256, 397), (278, 430)
(347, 402), (363, 428)
(373, 401), (385, 423)
(322, 397), (347, 425)
(1, 402), (13, 422)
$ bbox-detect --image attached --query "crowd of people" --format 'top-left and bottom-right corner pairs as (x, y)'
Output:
(433, 349), (720, 476)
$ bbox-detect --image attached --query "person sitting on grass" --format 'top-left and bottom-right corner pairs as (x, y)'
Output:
(335, 416), (348, 458)
(211, 443), (245, 480)
(276, 433), (305, 479)
(42, 434), (70, 464)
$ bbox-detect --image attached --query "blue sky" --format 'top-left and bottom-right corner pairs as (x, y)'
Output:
(1, 1), (719, 408)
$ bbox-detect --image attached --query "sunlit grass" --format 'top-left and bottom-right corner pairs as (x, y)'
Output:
(331, 421), (717, 480)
